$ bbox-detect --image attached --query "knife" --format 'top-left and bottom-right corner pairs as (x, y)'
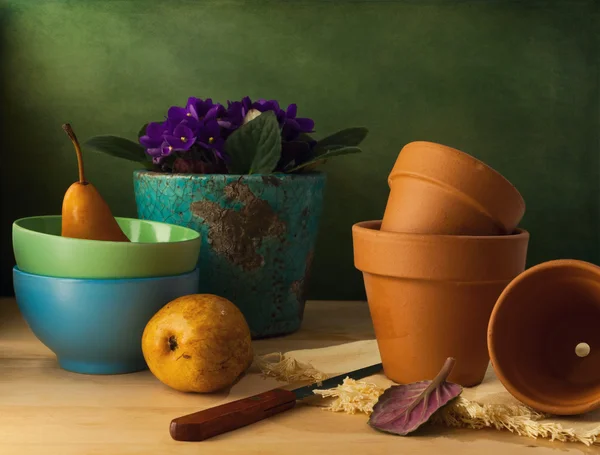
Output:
(169, 362), (383, 441)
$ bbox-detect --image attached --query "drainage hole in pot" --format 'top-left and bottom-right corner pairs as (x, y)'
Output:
(575, 342), (590, 358)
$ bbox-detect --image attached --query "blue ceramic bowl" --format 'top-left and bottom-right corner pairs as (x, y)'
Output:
(13, 266), (200, 375)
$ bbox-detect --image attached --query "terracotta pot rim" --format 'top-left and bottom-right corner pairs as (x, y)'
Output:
(352, 220), (529, 281)
(388, 141), (526, 212)
(488, 259), (600, 415)
(353, 220), (529, 242)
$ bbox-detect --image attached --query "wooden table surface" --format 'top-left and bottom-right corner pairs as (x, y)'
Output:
(0, 297), (594, 455)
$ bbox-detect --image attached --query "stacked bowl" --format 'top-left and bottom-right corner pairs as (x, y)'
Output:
(12, 216), (201, 375)
(353, 141), (529, 387)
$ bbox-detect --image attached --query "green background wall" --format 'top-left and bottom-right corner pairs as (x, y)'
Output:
(1, 0), (598, 300)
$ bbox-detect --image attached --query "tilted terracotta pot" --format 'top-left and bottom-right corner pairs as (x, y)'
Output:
(352, 220), (529, 387)
(381, 141), (525, 235)
(488, 259), (600, 415)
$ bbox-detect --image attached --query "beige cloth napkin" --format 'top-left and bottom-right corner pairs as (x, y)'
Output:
(255, 340), (600, 446)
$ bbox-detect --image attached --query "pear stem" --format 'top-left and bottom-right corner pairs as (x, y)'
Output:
(62, 123), (86, 184)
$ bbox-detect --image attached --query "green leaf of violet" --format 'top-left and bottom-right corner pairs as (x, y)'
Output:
(285, 146), (362, 173)
(83, 135), (151, 166)
(314, 127), (368, 155)
(225, 111), (282, 174)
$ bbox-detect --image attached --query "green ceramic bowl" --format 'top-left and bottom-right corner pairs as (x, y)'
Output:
(13, 216), (201, 279)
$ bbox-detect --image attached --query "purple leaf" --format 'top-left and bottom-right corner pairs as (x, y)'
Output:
(368, 358), (463, 436)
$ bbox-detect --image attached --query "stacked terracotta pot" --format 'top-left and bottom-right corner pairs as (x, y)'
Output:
(353, 141), (529, 387)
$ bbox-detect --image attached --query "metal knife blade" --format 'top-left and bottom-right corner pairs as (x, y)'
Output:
(290, 362), (383, 400)
(170, 362), (383, 441)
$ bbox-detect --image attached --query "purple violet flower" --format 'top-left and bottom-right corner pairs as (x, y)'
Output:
(196, 119), (226, 159)
(282, 103), (315, 141)
(139, 122), (165, 148)
(204, 104), (231, 130)
(252, 98), (288, 125)
(140, 121), (169, 157)
(145, 140), (174, 158)
(152, 155), (165, 165)
(139, 95), (320, 174)
(166, 106), (201, 134)
(165, 123), (196, 151)
(166, 106), (187, 128)
(227, 97), (314, 141)
(223, 96), (252, 129)
(252, 98), (281, 114)
(186, 98), (232, 129)
(186, 97), (215, 120)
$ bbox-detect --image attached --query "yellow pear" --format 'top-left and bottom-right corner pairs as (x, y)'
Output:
(142, 294), (254, 393)
(61, 123), (129, 242)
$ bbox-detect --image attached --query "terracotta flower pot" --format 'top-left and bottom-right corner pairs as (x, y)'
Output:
(488, 259), (600, 415)
(352, 220), (529, 387)
(381, 141), (525, 235)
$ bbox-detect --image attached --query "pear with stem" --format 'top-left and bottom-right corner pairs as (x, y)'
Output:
(61, 123), (130, 242)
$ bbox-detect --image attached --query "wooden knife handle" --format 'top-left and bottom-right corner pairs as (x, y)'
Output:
(169, 388), (297, 441)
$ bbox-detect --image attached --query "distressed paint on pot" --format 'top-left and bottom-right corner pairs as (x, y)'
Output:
(488, 259), (600, 415)
(352, 220), (529, 387)
(381, 141), (525, 235)
(133, 170), (326, 339)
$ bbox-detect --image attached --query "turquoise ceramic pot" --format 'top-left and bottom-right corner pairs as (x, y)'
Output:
(133, 170), (326, 338)
(13, 267), (200, 375)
